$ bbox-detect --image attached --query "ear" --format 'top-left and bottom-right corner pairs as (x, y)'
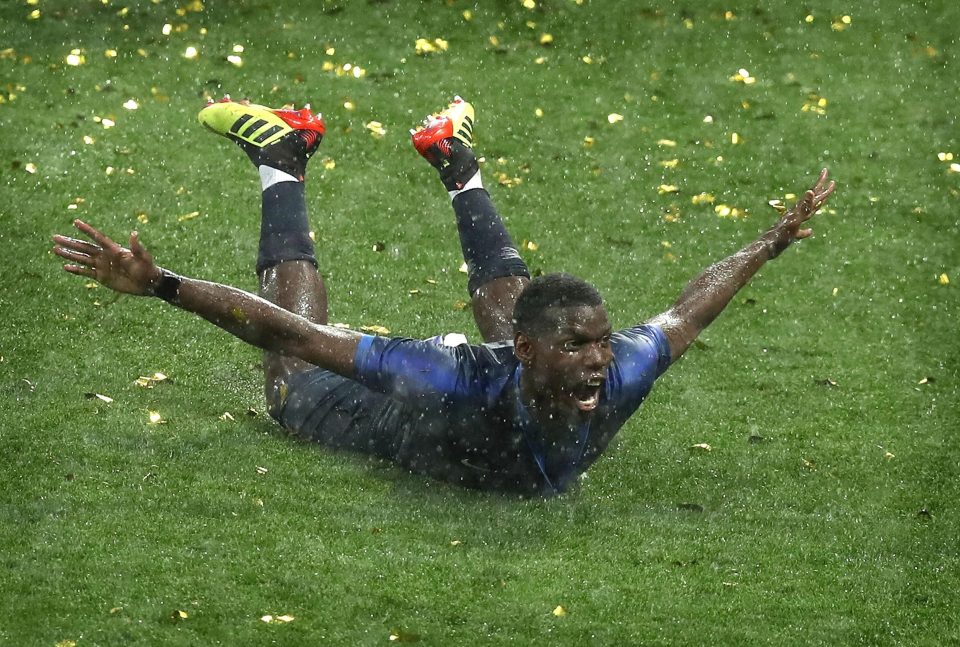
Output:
(514, 331), (535, 365)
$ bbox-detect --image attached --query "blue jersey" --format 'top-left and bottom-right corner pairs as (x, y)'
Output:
(352, 324), (671, 495)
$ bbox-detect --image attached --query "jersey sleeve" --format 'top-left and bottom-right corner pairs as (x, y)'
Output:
(352, 334), (480, 407)
(606, 323), (672, 411)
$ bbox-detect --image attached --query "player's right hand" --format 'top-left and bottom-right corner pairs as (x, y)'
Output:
(52, 219), (163, 296)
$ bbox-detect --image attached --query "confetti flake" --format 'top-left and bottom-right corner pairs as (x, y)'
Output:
(552, 606), (567, 617)
(801, 94), (828, 115)
(256, 465), (269, 475)
(730, 132), (742, 144)
(715, 204), (747, 218)
(24, 162), (37, 174)
(365, 121), (386, 138)
(690, 443), (712, 451)
(582, 136), (595, 147)
(658, 184), (679, 195)
(462, 9), (473, 20)
(938, 273), (949, 285)
(831, 15), (852, 31)
(659, 158), (679, 168)
(415, 38), (449, 55)
(122, 99), (139, 110)
(657, 139), (677, 147)
(360, 324), (391, 335)
(729, 68), (756, 85)
(148, 411), (166, 424)
(85, 393), (115, 403)
(937, 152), (954, 162)
(65, 49), (86, 66)
(539, 33), (554, 45)
(172, 609), (189, 621)
(56, 641), (76, 647)
(948, 163), (960, 174)
(534, 107), (544, 118)
(227, 55), (243, 67)
(607, 113), (624, 124)
(178, 210), (200, 222)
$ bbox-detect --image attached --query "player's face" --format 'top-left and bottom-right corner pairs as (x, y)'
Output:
(515, 304), (614, 421)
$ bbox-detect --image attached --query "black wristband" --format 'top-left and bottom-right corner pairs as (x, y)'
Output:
(150, 270), (182, 303)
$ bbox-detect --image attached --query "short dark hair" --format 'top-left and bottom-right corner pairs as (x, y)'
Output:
(512, 273), (603, 336)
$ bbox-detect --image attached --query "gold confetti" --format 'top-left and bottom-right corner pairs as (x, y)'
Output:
(801, 94), (828, 115)
(607, 113), (624, 124)
(539, 33), (554, 45)
(534, 107), (544, 118)
(657, 184), (679, 194)
(65, 49), (86, 66)
(450, 539), (462, 546)
(172, 609), (189, 621)
(360, 324), (391, 335)
(724, 10), (737, 20)
(703, 115), (714, 124)
(884, 451), (895, 460)
(135, 372), (168, 388)
(581, 55), (593, 64)
(365, 121), (386, 138)
(322, 157), (336, 170)
(690, 443), (712, 451)
(715, 204), (747, 218)
(137, 212), (149, 223)
(227, 55), (243, 67)
(552, 606), (567, 617)
(730, 132), (742, 144)
(24, 162), (37, 174)
(256, 466), (269, 475)
(56, 641), (76, 647)
(938, 273), (949, 285)
(415, 38), (449, 55)
(458, 262), (469, 274)
(83, 135), (95, 145)
(657, 139), (677, 147)
(122, 99), (139, 110)
(937, 152), (954, 162)
(804, 14), (815, 23)
(522, 0), (536, 8)
(343, 100), (355, 111)
(220, 412), (235, 421)
(535, 56), (546, 64)
(767, 199), (787, 213)
(148, 411), (165, 424)
(462, 9), (473, 20)
(523, 240), (539, 251)
(582, 136), (595, 147)
(831, 15), (852, 31)
(85, 393), (114, 403)
(28, 9), (40, 19)
(178, 210), (200, 222)
(183, 46), (199, 59)
(832, 287), (839, 296)
(659, 159), (679, 168)
(683, 18), (694, 29)
(948, 163), (960, 174)
(729, 68), (756, 85)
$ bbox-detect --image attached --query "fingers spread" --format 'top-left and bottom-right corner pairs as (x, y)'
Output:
(53, 246), (93, 264)
(73, 219), (117, 250)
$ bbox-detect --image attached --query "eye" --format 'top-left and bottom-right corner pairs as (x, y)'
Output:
(563, 340), (581, 352)
(600, 335), (612, 348)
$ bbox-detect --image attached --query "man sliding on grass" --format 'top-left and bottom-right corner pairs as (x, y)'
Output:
(52, 96), (835, 496)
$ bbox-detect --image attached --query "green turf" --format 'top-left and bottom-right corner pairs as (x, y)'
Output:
(2, 0), (958, 644)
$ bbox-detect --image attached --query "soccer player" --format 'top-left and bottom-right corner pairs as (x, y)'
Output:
(52, 97), (835, 496)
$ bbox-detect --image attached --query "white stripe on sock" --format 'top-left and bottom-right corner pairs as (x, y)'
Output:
(259, 165), (300, 190)
(448, 170), (483, 201)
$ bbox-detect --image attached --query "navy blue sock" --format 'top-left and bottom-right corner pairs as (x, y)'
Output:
(257, 181), (317, 274)
(452, 189), (530, 295)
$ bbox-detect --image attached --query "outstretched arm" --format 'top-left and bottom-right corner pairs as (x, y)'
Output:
(52, 220), (361, 376)
(647, 169), (836, 363)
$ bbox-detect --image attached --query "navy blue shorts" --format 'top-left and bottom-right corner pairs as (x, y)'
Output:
(272, 368), (451, 470)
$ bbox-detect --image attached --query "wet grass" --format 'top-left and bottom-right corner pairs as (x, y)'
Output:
(2, 0), (959, 644)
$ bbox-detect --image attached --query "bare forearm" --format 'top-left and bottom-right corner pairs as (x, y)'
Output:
(169, 276), (360, 375)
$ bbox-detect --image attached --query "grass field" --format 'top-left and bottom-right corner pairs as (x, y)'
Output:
(2, 0), (958, 644)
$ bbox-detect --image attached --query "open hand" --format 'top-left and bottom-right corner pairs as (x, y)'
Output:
(52, 219), (162, 295)
(768, 168), (836, 256)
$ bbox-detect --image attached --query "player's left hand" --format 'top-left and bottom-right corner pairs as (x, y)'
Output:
(52, 219), (162, 296)
(768, 168), (836, 256)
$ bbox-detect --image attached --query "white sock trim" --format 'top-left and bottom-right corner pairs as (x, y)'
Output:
(259, 165), (300, 190)
(448, 170), (483, 201)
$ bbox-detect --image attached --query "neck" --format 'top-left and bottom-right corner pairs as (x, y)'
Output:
(518, 369), (584, 432)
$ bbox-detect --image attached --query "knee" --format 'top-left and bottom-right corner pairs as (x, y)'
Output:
(264, 376), (290, 419)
